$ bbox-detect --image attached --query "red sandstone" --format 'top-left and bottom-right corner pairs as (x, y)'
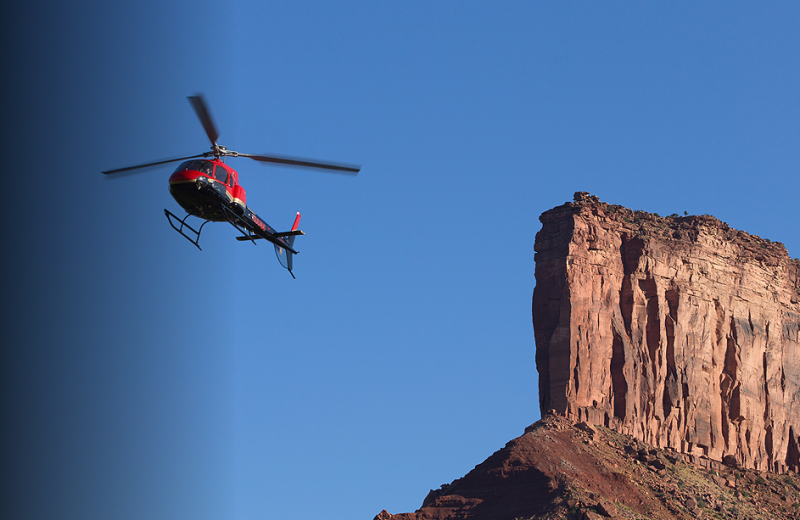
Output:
(534, 192), (800, 473)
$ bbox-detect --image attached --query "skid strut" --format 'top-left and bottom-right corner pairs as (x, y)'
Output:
(164, 209), (208, 250)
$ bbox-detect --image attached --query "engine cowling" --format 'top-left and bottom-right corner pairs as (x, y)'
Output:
(232, 184), (247, 216)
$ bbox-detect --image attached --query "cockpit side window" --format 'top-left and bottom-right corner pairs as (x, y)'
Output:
(214, 164), (229, 185)
(174, 160), (193, 173)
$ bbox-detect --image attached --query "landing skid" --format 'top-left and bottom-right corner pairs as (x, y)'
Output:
(164, 209), (209, 250)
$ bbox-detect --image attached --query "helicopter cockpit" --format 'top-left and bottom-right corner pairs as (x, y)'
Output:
(175, 159), (213, 175)
(174, 159), (229, 184)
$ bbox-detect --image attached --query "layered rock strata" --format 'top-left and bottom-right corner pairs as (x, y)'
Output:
(533, 193), (800, 473)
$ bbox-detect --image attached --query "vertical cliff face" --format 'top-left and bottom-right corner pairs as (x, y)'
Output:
(533, 193), (800, 473)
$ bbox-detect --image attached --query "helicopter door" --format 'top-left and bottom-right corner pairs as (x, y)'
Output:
(213, 164), (229, 185)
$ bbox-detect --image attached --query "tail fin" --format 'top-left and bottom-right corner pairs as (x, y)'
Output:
(274, 212), (302, 278)
(287, 212), (301, 249)
(285, 212), (300, 276)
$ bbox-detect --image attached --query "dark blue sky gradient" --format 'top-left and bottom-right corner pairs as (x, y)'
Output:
(2, 3), (799, 520)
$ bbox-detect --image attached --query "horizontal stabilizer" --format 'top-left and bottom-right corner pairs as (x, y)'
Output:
(273, 230), (305, 238)
(235, 229), (304, 241)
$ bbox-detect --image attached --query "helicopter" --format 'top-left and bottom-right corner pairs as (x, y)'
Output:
(103, 95), (360, 278)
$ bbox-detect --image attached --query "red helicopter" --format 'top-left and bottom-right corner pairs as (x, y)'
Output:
(103, 95), (360, 278)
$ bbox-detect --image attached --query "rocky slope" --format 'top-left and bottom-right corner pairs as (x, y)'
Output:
(534, 193), (800, 474)
(375, 413), (800, 520)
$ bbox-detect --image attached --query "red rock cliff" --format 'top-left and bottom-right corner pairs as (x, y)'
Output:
(533, 193), (800, 473)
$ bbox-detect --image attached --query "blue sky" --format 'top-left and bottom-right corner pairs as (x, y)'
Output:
(2, 2), (799, 520)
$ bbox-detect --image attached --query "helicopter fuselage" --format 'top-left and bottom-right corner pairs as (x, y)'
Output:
(167, 158), (292, 243)
(168, 158), (246, 222)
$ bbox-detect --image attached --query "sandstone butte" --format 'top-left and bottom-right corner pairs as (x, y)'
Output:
(534, 192), (800, 474)
(375, 194), (800, 520)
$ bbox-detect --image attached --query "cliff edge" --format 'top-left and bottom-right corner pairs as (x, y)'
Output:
(534, 192), (800, 474)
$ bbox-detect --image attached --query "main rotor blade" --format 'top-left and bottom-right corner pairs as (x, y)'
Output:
(102, 153), (206, 175)
(188, 94), (219, 146)
(242, 153), (361, 175)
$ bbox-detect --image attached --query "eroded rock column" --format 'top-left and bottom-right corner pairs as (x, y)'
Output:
(533, 193), (800, 473)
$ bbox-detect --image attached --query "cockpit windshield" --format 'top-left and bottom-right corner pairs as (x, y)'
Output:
(174, 160), (214, 175)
